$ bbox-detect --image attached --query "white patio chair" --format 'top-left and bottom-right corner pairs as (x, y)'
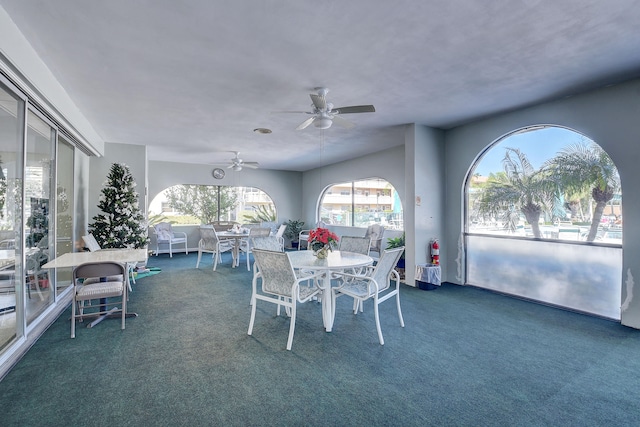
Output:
(196, 226), (234, 271)
(153, 222), (188, 257)
(274, 224), (287, 251)
(364, 224), (385, 258)
(331, 247), (405, 345)
(337, 235), (372, 311)
(248, 249), (323, 350)
(238, 227), (271, 271)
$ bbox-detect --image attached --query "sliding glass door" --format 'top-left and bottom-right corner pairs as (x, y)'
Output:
(0, 80), (25, 351)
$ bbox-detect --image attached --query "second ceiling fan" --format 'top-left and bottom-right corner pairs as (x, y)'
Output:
(289, 87), (375, 130)
(224, 151), (259, 171)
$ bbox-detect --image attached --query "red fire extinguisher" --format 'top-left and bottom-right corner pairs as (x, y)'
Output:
(431, 239), (440, 265)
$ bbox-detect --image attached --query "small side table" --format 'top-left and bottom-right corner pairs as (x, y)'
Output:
(415, 263), (441, 290)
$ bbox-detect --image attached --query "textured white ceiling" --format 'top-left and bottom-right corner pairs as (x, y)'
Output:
(2, 1), (640, 171)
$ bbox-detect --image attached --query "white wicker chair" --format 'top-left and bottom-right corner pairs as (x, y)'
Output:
(248, 249), (323, 350)
(331, 247), (405, 345)
(196, 227), (234, 271)
(153, 222), (188, 257)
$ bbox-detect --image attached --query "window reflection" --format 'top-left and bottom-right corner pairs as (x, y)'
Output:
(0, 83), (23, 351)
(25, 111), (54, 325)
(55, 138), (74, 294)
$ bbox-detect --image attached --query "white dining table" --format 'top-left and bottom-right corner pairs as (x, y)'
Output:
(287, 250), (373, 332)
(42, 248), (148, 326)
(42, 248), (148, 270)
(215, 231), (250, 268)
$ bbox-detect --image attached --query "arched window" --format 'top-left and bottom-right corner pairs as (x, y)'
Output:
(149, 185), (276, 225)
(319, 178), (403, 230)
(464, 125), (622, 319)
(468, 126), (621, 243)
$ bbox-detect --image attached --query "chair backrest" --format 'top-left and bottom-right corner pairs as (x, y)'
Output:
(154, 222), (173, 241)
(199, 227), (220, 249)
(26, 250), (46, 272)
(73, 261), (126, 283)
(251, 236), (283, 252)
(339, 236), (371, 255)
(209, 221), (236, 231)
(365, 224), (385, 252)
(275, 224), (287, 239)
(0, 239), (15, 249)
(370, 247), (404, 292)
(260, 221), (278, 235)
(249, 227), (271, 237)
(252, 249), (297, 296)
(82, 234), (102, 252)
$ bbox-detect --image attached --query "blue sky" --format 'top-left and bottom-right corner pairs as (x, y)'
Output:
(473, 127), (592, 176)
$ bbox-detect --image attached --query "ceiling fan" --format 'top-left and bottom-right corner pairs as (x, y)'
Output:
(286, 87), (375, 130)
(221, 151), (259, 171)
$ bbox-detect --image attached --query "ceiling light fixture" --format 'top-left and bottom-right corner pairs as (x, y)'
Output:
(314, 116), (332, 129)
(232, 164), (242, 171)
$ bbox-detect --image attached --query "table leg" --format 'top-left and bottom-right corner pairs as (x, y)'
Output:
(233, 242), (239, 268)
(319, 274), (334, 332)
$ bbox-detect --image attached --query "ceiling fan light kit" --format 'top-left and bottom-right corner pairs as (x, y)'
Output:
(314, 116), (333, 129)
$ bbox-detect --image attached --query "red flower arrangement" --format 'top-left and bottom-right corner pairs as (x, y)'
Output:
(308, 227), (339, 252)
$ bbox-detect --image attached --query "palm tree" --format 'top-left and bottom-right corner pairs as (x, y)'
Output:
(545, 142), (620, 242)
(477, 148), (557, 238)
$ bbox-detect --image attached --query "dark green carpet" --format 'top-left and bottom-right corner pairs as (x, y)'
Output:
(2, 252), (640, 426)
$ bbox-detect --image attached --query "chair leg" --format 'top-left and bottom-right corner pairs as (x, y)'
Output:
(196, 250), (202, 268)
(396, 291), (405, 327)
(169, 243), (173, 258)
(121, 288), (127, 330)
(248, 295), (258, 336)
(331, 291), (338, 325)
(213, 250), (219, 271)
(373, 296), (384, 345)
(286, 302), (297, 351)
(128, 264), (136, 285)
(71, 296), (76, 338)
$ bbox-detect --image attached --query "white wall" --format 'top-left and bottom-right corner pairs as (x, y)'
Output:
(405, 124), (445, 284)
(0, 7), (103, 155)
(301, 145), (406, 227)
(443, 78), (640, 328)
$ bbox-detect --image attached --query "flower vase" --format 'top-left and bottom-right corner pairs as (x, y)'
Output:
(314, 245), (330, 259)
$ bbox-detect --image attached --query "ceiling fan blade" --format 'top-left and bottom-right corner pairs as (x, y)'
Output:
(332, 105), (375, 114)
(243, 163), (259, 169)
(296, 116), (316, 130)
(332, 115), (355, 129)
(310, 93), (326, 111)
(272, 110), (312, 114)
